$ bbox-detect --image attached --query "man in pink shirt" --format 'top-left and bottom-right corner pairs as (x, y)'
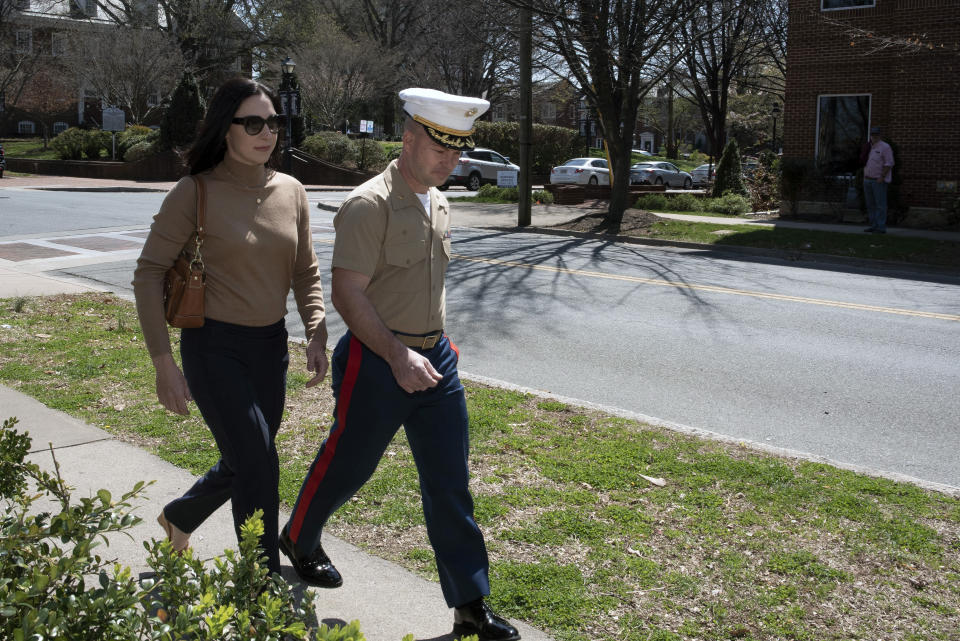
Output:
(863, 126), (894, 233)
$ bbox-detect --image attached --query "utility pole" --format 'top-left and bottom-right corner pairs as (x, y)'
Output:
(518, 5), (532, 227)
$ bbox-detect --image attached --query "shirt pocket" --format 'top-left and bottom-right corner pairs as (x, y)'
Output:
(384, 239), (427, 268)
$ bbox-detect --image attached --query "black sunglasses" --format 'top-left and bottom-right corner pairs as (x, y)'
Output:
(231, 115), (282, 135)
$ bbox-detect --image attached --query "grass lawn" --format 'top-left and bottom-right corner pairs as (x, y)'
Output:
(652, 219), (960, 268)
(1, 138), (59, 160)
(2, 293), (959, 641)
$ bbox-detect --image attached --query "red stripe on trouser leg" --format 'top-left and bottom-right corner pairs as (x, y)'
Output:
(446, 334), (459, 360)
(288, 336), (363, 542)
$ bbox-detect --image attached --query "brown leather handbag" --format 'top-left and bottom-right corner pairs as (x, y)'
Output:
(163, 175), (207, 328)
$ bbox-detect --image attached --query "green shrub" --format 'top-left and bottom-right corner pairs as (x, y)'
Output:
(0, 416), (366, 641)
(300, 132), (328, 159)
(688, 150), (708, 164)
(161, 71), (204, 150)
(476, 184), (519, 201)
(705, 192), (752, 215)
(533, 189), (554, 204)
(124, 140), (156, 163)
(712, 139), (747, 198)
(356, 138), (387, 172)
(748, 155), (782, 212)
(668, 192), (704, 212)
(302, 131), (356, 166)
(634, 193), (670, 211)
(82, 129), (109, 159)
(120, 128), (159, 161)
(50, 127), (86, 160)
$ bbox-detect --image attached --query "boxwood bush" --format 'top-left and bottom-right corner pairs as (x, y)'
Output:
(50, 127), (86, 160)
(301, 131), (356, 166)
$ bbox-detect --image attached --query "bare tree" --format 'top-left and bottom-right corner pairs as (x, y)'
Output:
(412, 2), (519, 106)
(62, 26), (183, 124)
(97, 0), (295, 83)
(294, 16), (388, 131)
(678, 0), (767, 160)
(514, 0), (698, 229)
(321, 0), (433, 136)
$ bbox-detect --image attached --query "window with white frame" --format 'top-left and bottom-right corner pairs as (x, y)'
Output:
(53, 121), (69, 135)
(493, 104), (506, 121)
(51, 33), (67, 57)
(146, 92), (161, 107)
(822, 0), (874, 10)
(816, 94), (871, 175)
(19, 121), (36, 134)
(16, 30), (32, 54)
(231, 56), (242, 72)
(540, 102), (556, 121)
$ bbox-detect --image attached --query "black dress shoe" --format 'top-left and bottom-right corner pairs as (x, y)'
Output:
(278, 526), (343, 588)
(453, 598), (520, 641)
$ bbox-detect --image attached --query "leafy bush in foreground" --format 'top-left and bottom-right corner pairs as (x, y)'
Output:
(0, 416), (333, 641)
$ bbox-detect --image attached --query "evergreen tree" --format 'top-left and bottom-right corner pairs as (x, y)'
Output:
(712, 138), (748, 197)
(161, 72), (205, 150)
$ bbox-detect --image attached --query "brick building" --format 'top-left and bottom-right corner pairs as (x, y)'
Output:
(2, 1), (251, 139)
(784, 0), (959, 217)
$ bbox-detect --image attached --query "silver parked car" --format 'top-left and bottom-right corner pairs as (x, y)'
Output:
(441, 147), (519, 191)
(690, 163), (716, 187)
(549, 157), (610, 185)
(629, 161), (693, 189)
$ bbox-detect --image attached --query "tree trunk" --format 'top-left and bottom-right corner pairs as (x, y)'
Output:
(605, 134), (634, 232)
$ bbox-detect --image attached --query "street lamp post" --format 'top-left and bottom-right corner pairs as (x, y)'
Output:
(770, 103), (781, 153)
(279, 56), (298, 174)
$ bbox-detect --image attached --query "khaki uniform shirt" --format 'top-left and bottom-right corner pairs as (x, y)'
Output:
(332, 160), (451, 334)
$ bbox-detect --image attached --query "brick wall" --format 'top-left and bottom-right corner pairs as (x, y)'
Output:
(784, 0), (959, 208)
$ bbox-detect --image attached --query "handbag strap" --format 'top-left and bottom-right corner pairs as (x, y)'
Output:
(189, 175), (207, 271)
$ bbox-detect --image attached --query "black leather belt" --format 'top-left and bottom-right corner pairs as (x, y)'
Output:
(393, 331), (443, 350)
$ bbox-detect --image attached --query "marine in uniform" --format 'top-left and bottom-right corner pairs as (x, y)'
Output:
(280, 88), (521, 641)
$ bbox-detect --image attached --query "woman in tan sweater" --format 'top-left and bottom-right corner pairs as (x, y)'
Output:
(133, 77), (328, 575)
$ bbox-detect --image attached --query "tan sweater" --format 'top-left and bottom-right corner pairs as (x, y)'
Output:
(133, 156), (325, 358)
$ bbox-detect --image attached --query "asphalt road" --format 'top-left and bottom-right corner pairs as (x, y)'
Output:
(3, 191), (959, 491)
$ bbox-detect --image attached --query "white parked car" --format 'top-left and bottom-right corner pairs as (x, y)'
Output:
(549, 158), (610, 185)
(441, 147), (519, 191)
(629, 161), (693, 189)
(690, 163), (716, 186)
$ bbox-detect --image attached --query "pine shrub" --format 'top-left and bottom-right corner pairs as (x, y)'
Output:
(712, 139), (747, 198)
(161, 72), (204, 150)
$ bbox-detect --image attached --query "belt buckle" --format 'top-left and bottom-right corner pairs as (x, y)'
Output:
(421, 333), (439, 350)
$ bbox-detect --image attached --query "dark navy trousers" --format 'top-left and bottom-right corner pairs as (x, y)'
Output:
(165, 318), (288, 574)
(286, 330), (490, 607)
